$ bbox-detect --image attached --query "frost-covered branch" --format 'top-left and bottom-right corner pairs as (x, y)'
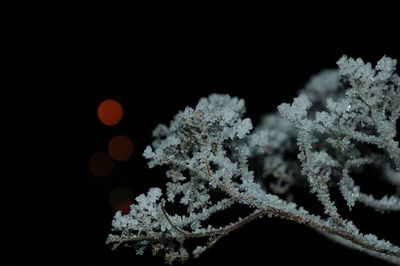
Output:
(107, 56), (400, 264)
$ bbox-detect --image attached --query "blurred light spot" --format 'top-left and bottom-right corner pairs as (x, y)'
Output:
(89, 152), (114, 177)
(97, 99), (124, 126)
(108, 135), (134, 161)
(109, 186), (134, 214)
(116, 200), (132, 215)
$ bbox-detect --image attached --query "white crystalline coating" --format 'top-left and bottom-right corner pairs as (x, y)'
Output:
(339, 174), (359, 209)
(143, 146), (154, 160)
(152, 124), (170, 138)
(302, 69), (340, 103)
(324, 232), (400, 265)
(278, 94), (312, 127)
(170, 198), (234, 230)
(358, 194), (400, 212)
(111, 211), (135, 231)
(375, 56), (397, 81)
(192, 246), (207, 258)
(337, 56), (376, 87)
(251, 113), (297, 153)
(236, 118), (253, 139)
(147, 187), (162, 202)
(108, 56), (400, 265)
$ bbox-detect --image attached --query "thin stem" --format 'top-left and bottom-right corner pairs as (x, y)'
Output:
(109, 203), (400, 259)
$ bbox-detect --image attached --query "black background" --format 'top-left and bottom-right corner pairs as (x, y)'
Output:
(3, 2), (400, 265)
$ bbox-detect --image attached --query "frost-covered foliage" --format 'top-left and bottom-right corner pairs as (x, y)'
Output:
(107, 56), (400, 264)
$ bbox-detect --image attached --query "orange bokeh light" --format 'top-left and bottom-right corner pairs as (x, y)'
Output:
(109, 186), (134, 214)
(89, 152), (114, 177)
(108, 135), (134, 161)
(116, 200), (132, 215)
(97, 99), (124, 126)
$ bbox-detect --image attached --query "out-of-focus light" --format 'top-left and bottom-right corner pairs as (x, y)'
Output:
(116, 200), (132, 215)
(89, 152), (114, 177)
(109, 186), (134, 214)
(108, 135), (134, 161)
(97, 99), (124, 126)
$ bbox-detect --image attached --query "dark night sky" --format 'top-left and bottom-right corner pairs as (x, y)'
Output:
(3, 2), (400, 265)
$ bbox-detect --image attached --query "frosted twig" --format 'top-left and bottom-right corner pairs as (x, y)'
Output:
(108, 56), (400, 264)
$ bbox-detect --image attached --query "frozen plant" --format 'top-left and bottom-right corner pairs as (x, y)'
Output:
(107, 56), (400, 264)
